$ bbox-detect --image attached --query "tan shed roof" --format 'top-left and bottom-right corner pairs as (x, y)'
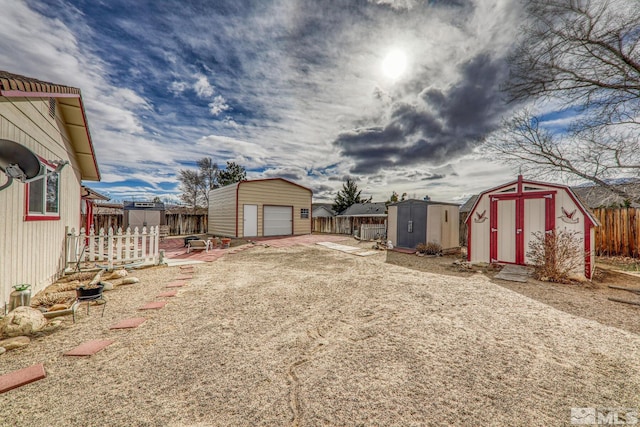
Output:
(0, 70), (100, 181)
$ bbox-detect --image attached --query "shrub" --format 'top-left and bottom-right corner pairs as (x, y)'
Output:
(527, 229), (584, 283)
(416, 241), (442, 255)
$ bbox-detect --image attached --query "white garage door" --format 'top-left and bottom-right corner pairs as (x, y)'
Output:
(263, 206), (293, 236)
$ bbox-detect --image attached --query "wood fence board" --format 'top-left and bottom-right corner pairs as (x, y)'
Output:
(592, 208), (639, 258)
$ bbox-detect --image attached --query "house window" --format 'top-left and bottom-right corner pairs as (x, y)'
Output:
(301, 208), (309, 219)
(25, 165), (60, 221)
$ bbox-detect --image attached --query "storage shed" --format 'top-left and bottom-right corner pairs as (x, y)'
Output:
(208, 178), (312, 237)
(123, 201), (165, 230)
(466, 175), (599, 279)
(387, 199), (460, 250)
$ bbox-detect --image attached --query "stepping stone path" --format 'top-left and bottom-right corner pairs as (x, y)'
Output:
(64, 339), (114, 357)
(156, 290), (177, 298)
(5, 265), (193, 392)
(166, 282), (187, 288)
(138, 301), (168, 310)
(110, 318), (147, 329)
(0, 363), (46, 394)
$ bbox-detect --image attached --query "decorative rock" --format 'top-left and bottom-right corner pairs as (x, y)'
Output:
(39, 320), (63, 334)
(110, 269), (128, 279)
(121, 277), (139, 285)
(0, 347), (5, 355)
(0, 336), (31, 350)
(100, 281), (115, 291)
(48, 304), (69, 312)
(0, 307), (47, 337)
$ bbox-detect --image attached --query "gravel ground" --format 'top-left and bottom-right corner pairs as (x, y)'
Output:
(1, 242), (640, 426)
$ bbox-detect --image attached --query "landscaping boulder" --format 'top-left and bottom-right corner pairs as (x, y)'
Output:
(121, 277), (139, 285)
(0, 306), (47, 337)
(0, 347), (5, 356)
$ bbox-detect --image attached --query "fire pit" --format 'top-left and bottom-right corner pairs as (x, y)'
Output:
(76, 283), (106, 317)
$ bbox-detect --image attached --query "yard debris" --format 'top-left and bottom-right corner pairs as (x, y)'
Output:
(608, 285), (640, 294)
(608, 297), (640, 307)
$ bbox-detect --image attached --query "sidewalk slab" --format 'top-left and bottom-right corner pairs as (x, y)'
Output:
(139, 301), (168, 310)
(64, 340), (114, 356)
(0, 363), (46, 394)
(110, 318), (147, 329)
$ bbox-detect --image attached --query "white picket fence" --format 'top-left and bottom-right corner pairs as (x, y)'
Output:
(65, 226), (160, 271)
(359, 224), (387, 240)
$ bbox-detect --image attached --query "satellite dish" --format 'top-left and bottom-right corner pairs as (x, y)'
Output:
(0, 139), (44, 191)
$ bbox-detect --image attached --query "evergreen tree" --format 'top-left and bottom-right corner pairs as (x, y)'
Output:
(332, 178), (364, 214)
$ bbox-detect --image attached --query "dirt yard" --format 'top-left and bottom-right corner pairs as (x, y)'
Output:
(2, 240), (640, 426)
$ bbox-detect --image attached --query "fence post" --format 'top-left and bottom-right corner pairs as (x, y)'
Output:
(107, 227), (114, 271)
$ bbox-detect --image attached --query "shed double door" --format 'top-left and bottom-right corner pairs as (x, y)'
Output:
(490, 193), (555, 265)
(397, 202), (427, 249)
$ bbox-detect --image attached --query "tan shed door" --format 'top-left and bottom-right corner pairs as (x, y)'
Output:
(263, 206), (292, 236)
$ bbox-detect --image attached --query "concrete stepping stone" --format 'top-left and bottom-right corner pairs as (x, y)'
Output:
(156, 290), (177, 298)
(166, 282), (186, 288)
(64, 340), (114, 356)
(110, 318), (146, 329)
(179, 266), (194, 271)
(138, 301), (168, 310)
(0, 363), (46, 394)
(177, 274), (193, 280)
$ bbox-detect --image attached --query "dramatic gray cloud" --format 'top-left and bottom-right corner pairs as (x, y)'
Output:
(1, 0), (524, 203)
(335, 53), (512, 174)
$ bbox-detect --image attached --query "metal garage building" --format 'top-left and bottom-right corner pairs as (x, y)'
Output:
(387, 199), (460, 250)
(466, 175), (598, 279)
(208, 178), (312, 238)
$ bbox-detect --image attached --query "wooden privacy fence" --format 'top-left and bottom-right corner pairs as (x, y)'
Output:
(312, 217), (336, 233)
(85, 213), (207, 236)
(164, 213), (207, 235)
(65, 226), (160, 271)
(592, 208), (640, 258)
(312, 216), (387, 236)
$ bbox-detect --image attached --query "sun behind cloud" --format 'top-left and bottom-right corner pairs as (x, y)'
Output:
(382, 49), (408, 80)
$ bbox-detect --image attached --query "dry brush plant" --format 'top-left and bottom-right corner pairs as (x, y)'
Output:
(416, 241), (443, 255)
(527, 229), (584, 283)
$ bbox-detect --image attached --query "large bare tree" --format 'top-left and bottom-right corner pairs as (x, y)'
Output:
(484, 110), (640, 203)
(485, 0), (640, 201)
(178, 169), (203, 211)
(197, 157), (219, 206)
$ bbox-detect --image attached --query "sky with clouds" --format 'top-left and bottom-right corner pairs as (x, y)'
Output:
(0, 0), (533, 204)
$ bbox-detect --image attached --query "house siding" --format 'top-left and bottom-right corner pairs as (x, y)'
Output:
(0, 96), (82, 307)
(208, 183), (239, 237)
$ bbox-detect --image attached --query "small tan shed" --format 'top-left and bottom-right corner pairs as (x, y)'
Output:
(387, 199), (460, 250)
(208, 178), (312, 238)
